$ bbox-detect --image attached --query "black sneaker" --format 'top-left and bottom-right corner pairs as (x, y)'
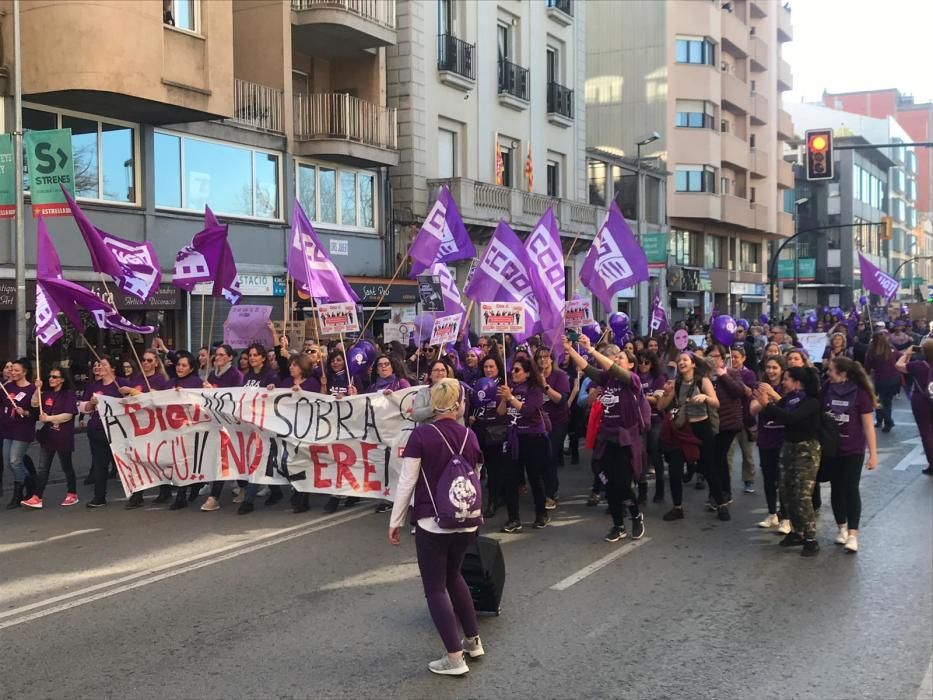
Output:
(323, 496), (340, 513)
(779, 532), (805, 547)
(604, 525), (627, 542)
(86, 498), (106, 508)
(501, 520), (523, 533)
(631, 513), (646, 540)
(801, 539), (820, 557)
(344, 496), (360, 508)
(533, 515), (550, 529)
(653, 492), (665, 503)
(265, 490), (283, 507)
(152, 487), (173, 504)
(125, 493), (145, 509)
(169, 494), (188, 511)
(705, 500), (717, 512)
(694, 476), (706, 490)
(717, 505), (731, 522)
(374, 502), (390, 513)
(237, 501), (254, 515)
(662, 507), (684, 521)
(293, 494), (310, 513)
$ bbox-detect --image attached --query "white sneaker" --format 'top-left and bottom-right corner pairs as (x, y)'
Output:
(233, 490), (245, 504)
(198, 485), (210, 497)
(200, 497), (220, 512)
(834, 527), (849, 545)
(257, 486), (270, 498)
(462, 636), (485, 659)
(777, 519), (792, 535)
(757, 513), (779, 529)
(844, 534), (858, 553)
(428, 654), (469, 676)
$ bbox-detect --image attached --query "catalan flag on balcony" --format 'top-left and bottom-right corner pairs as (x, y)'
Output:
(524, 143), (534, 192)
(495, 135), (505, 186)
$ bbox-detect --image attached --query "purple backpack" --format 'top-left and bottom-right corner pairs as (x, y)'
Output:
(422, 424), (484, 529)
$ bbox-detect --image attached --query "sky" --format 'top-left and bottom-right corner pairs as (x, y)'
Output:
(783, 0), (933, 106)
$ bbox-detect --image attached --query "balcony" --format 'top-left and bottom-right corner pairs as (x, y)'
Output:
(778, 211), (794, 238)
(750, 90), (769, 125)
(751, 201), (770, 231)
(546, 81), (574, 127)
(777, 109), (794, 141)
(777, 160), (795, 189)
(670, 192), (720, 222)
(721, 132), (749, 171)
(777, 57), (793, 92)
(721, 195), (754, 229)
(721, 8), (749, 58)
(437, 34), (475, 91)
(749, 147), (770, 178)
(291, 0), (396, 55)
(293, 93), (398, 166)
(498, 59), (530, 111)
(777, 4), (793, 42)
(749, 34), (769, 72)
(230, 79), (284, 133)
(546, 0), (573, 26)
(721, 71), (750, 114)
(750, 0), (768, 18)
(426, 177), (604, 238)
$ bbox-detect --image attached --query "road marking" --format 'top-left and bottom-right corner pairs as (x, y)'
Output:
(918, 656), (933, 700)
(0, 528), (102, 555)
(894, 437), (925, 471)
(319, 562), (420, 591)
(550, 538), (651, 591)
(0, 508), (370, 631)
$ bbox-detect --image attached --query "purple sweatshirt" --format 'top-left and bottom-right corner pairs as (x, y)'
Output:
(506, 381), (546, 435)
(865, 350), (902, 383)
(542, 368), (571, 426)
(822, 380), (874, 456)
(2, 382), (36, 443)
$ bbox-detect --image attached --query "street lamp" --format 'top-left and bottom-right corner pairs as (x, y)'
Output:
(635, 132), (660, 331)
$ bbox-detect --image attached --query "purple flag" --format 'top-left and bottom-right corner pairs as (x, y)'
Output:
(35, 217), (64, 345)
(409, 186), (475, 276)
(858, 253), (899, 301)
(650, 289), (669, 334)
(288, 202), (359, 303)
(463, 221), (543, 340)
(173, 206), (242, 304)
(62, 187), (161, 301)
(523, 208), (566, 354)
(580, 202), (649, 309)
(40, 278), (156, 336)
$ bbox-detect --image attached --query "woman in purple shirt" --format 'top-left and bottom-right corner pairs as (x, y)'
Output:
(22, 368), (78, 508)
(496, 356), (548, 533)
(637, 350), (668, 504)
(80, 356), (123, 508)
(864, 332), (901, 432)
(749, 354), (789, 532)
(470, 355), (507, 518)
(896, 339), (933, 474)
(822, 357), (878, 553)
(3, 358), (36, 508)
(325, 349), (359, 398)
(367, 355), (411, 394)
(205, 344), (242, 389)
(535, 346), (570, 509)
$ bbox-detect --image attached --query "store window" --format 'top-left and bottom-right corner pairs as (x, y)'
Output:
(295, 160), (377, 232)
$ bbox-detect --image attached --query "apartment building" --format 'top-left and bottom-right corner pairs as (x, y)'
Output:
(586, 0), (795, 322)
(0, 0), (401, 361)
(386, 0), (603, 310)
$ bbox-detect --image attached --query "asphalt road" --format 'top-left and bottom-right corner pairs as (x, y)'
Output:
(1, 400), (931, 700)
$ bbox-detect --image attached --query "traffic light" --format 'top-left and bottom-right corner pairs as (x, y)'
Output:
(880, 216), (893, 240)
(805, 128), (834, 181)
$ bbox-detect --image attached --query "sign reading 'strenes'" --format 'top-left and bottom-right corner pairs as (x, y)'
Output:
(24, 128), (75, 217)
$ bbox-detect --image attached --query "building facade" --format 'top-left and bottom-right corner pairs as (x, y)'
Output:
(586, 0), (796, 323)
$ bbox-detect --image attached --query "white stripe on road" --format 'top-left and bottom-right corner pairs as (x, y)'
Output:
(0, 528), (102, 555)
(550, 538), (651, 591)
(0, 508), (370, 631)
(918, 656), (933, 700)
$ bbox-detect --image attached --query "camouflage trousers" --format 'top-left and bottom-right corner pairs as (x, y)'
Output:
(779, 439), (821, 540)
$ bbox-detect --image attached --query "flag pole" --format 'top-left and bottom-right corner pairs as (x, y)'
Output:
(339, 332), (352, 391)
(98, 275), (152, 394)
(283, 276), (290, 340)
(501, 332), (508, 388)
(199, 291), (205, 350)
(79, 333), (102, 362)
(34, 332), (41, 407)
(208, 296), (217, 349)
(563, 231), (582, 266)
(359, 254), (407, 338)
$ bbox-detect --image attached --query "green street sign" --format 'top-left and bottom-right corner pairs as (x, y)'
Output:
(0, 134), (14, 219)
(798, 258), (816, 281)
(24, 128), (74, 217)
(641, 232), (668, 265)
(777, 259), (795, 280)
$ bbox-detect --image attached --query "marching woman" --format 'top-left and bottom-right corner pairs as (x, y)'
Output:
(822, 357), (878, 553)
(22, 368), (78, 508)
(204, 344), (242, 389)
(656, 352), (725, 521)
(3, 359), (37, 508)
(637, 350), (668, 503)
(754, 366), (823, 556)
(79, 356), (123, 508)
(236, 345), (283, 515)
(388, 378), (484, 676)
(274, 353), (327, 393)
(535, 346), (570, 509)
(469, 354), (508, 517)
(172, 351), (207, 390)
(864, 332), (901, 433)
(497, 356), (549, 533)
(822, 332), (853, 367)
(367, 355), (412, 394)
(896, 339), (933, 474)
(749, 355), (791, 533)
(564, 335), (646, 542)
(705, 343), (747, 505)
(326, 348), (360, 398)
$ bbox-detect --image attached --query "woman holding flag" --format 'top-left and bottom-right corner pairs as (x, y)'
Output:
(22, 368), (79, 508)
(79, 356), (123, 509)
(3, 359), (37, 508)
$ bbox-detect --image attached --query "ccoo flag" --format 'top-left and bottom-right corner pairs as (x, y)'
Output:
(408, 186), (475, 276)
(173, 206), (242, 304)
(288, 201), (358, 304)
(523, 208), (565, 352)
(858, 253), (899, 301)
(579, 202), (649, 310)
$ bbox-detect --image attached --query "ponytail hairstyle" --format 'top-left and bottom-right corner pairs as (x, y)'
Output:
(785, 365), (820, 397)
(830, 356), (878, 406)
(430, 377), (464, 415)
(867, 332), (891, 362)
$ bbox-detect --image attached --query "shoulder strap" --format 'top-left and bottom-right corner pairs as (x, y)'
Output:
(429, 423), (459, 458)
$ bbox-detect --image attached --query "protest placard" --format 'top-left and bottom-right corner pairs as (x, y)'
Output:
(563, 300), (592, 329)
(317, 301), (360, 335)
(798, 333), (829, 363)
(430, 313), (461, 346)
(223, 305), (274, 348)
(479, 301), (525, 334)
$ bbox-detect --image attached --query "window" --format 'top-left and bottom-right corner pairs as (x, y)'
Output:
(24, 105), (137, 204)
(292, 70), (310, 97)
(852, 164), (861, 201)
(437, 0), (451, 35)
(739, 240), (761, 273)
(499, 142), (513, 187)
(547, 160), (560, 197)
(675, 165), (716, 193)
(675, 99), (715, 129)
(497, 23), (511, 61)
(295, 160), (377, 232)
(613, 166), (637, 220)
(588, 160), (607, 206)
(675, 36), (716, 65)
(437, 128), (456, 178)
(644, 177), (661, 224)
(164, 0), (197, 31)
(154, 130), (280, 219)
(670, 229), (697, 266)
(546, 47), (559, 84)
(704, 234), (726, 268)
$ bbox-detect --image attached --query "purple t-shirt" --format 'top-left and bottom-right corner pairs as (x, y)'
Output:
(2, 382), (36, 443)
(823, 380), (874, 456)
(638, 372), (667, 426)
(38, 388), (77, 452)
(906, 360), (931, 405)
(81, 380), (123, 432)
(542, 368), (571, 426)
(865, 350), (902, 383)
(506, 381), (546, 434)
(207, 365), (243, 388)
(327, 370), (356, 397)
(756, 382), (785, 450)
(241, 367), (278, 389)
(120, 373), (172, 393)
(174, 373), (204, 389)
(593, 371), (643, 434)
(471, 378), (507, 429)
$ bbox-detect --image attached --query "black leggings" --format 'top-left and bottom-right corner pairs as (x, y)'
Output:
(481, 441), (507, 509)
(713, 429), (740, 499)
(602, 442), (638, 527)
(759, 446), (781, 516)
(505, 434), (548, 521)
(664, 420), (718, 507)
(829, 452), (865, 530)
(36, 447), (76, 497)
(88, 429), (113, 502)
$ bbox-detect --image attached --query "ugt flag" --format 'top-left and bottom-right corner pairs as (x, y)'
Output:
(288, 201), (358, 304)
(409, 186), (475, 276)
(173, 206), (242, 304)
(858, 253), (899, 301)
(580, 202), (649, 309)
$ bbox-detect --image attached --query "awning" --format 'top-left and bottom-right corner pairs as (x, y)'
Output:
(740, 295), (767, 302)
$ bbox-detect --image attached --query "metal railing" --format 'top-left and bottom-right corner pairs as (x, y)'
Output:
(290, 0), (396, 29)
(498, 59), (529, 101)
(232, 79), (285, 133)
(293, 93), (397, 150)
(546, 0), (573, 16)
(437, 34), (475, 80)
(546, 81), (573, 119)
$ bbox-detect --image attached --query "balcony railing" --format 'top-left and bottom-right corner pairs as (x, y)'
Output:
(232, 79), (284, 133)
(546, 81), (574, 119)
(293, 93), (397, 150)
(498, 59), (529, 101)
(290, 0), (396, 29)
(546, 0), (573, 16)
(437, 34), (475, 80)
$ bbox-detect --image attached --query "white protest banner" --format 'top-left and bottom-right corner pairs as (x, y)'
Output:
(479, 301), (525, 334)
(563, 300), (592, 330)
(430, 313), (461, 346)
(318, 301), (360, 335)
(382, 322), (412, 345)
(224, 305), (274, 349)
(96, 387), (420, 499)
(798, 333), (829, 363)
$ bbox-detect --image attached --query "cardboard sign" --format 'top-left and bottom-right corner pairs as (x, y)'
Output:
(223, 305), (274, 349)
(416, 274), (445, 312)
(563, 300), (593, 330)
(430, 313), (461, 346)
(318, 301), (360, 336)
(480, 301), (525, 334)
(383, 322), (412, 345)
(798, 333), (829, 363)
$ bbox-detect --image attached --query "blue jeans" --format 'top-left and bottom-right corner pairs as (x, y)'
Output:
(3, 439), (30, 483)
